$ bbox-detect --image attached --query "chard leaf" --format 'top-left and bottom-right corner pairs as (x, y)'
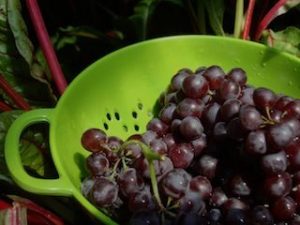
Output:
(204, 0), (225, 36)
(130, 0), (159, 40)
(261, 26), (300, 57)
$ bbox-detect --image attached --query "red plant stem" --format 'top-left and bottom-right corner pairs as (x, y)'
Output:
(25, 0), (68, 95)
(254, 0), (287, 41)
(242, 0), (256, 40)
(0, 76), (30, 110)
(0, 101), (13, 111)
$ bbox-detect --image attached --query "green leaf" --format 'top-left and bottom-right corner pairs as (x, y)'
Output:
(261, 27), (300, 57)
(7, 0), (34, 66)
(204, 0), (225, 36)
(0, 110), (23, 182)
(130, 0), (159, 40)
(0, 0), (56, 107)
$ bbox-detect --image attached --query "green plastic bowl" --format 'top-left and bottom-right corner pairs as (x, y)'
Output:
(5, 35), (300, 225)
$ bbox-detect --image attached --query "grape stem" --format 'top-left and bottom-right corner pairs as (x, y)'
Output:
(109, 158), (121, 179)
(122, 140), (164, 210)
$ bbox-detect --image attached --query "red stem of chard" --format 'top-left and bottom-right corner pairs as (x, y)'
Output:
(0, 101), (12, 111)
(254, 0), (287, 41)
(242, 0), (256, 40)
(25, 0), (68, 95)
(0, 76), (30, 110)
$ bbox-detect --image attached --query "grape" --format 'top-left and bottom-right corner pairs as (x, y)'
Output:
(227, 68), (247, 86)
(227, 117), (247, 141)
(228, 175), (251, 196)
(162, 133), (177, 151)
(202, 102), (221, 130)
(245, 130), (267, 155)
(210, 187), (228, 207)
(169, 143), (194, 169)
(81, 177), (94, 198)
(213, 122), (228, 141)
(176, 98), (204, 118)
(128, 185), (156, 212)
(164, 92), (177, 104)
(129, 211), (160, 225)
(90, 177), (118, 207)
(182, 74), (209, 98)
(208, 208), (222, 224)
(150, 138), (168, 155)
(293, 171), (300, 185)
(239, 105), (263, 131)
(292, 184), (300, 206)
(156, 156), (174, 180)
(274, 95), (293, 111)
(252, 205), (274, 225)
(202, 65), (225, 90)
(159, 103), (177, 124)
(219, 99), (241, 122)
(253, 87), (277, 111)
(291, 215), (300, 225)
(146, 118), (168, 137)
(239, 87), (254, 105)
(118, 168), (144, 197)
(195, 66), (207, 74)
(175, 213), (208, 225)
(123, 142), (142, 161)
(189, 175), (212, 200)
(170, 69), (192, 92)
(106, 136), (123, 151)
(267, 121), (294, 149)
(284, 100), (300, 119)
(271, 196), (296, 221)
(86, 153), (109, 176)
(161, 169), (191, 199)
(191, 134), (207, 157)
(285, 140), (300, 172)
(81, 128), (107, 152)
(217, 79), (241, 102)
(222, 198), (249, 213)
(263, 172), (292, 199)
(261, 151), (287, 175)
(179, 116), (204, 140)
(225, 209), (249, 225)
(195, 155), (218, 180)
(179, 191), (206, 213)
(142, 130), (158, 145)
(285, 118), (300, 137)
(270, 110), (282, 123)
(171, 119), (182, 136)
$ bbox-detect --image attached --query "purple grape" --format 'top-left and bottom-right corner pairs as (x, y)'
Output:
(245, 130), (267, 155)
(128, 185), (156, 212)
(129, 211), (160, 225)
(189, 176), (212, 200)
(107, 136), (123, 150)
(210, 187), (228, 207)
(284, 100), (300, 119)
(142, 130), (158, 145)
(169, 143), (194, 169)
(194, 155), (218, 180)
(228, 175), (251, 196)
(253, 87), (277, 111)
(267, 121), (294, 149)
(179, 116), (204, 141)
(239, 105), (263, 131)
(217, 80), (241, 102)
(213, 122), (228, 141)
(227, 117), (247, 141)
(163, 133), (177, 151)
(179, 191), (206, 213)
(176, 98), (204, 118)
(159, 103), (177, 124)
(118, 168), (144, 197)
(90, 177), (118, 207)
(86, 153), (109, 176)
(182, 74), (209, 98)
(202, 102), (221, 130)
(170, 69), (192, 92)
(161, 169), (191, 199)
(271, 196), (296, 221)
(263, 172), (292, 199)
(252, 205), (273, 225)
(219, 99), (241, 122)
(202, 65), (225, 90)
(81, 177), (94, 198)
(222, 198), (249, 213)
(191, 134), (207, 157)
(239, 87), (254, 105)
(81, 128), (107, 152)
(150, 138), (168, 155)
(285, 139), (300, 171)
(225, 209), (249, 225)
(146, 118), (168, 137)
(227, 68), (247, 86)
(261, 151), (288, 175)
(274, 95), (293, 111)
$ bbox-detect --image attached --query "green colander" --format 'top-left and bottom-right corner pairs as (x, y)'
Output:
(4, 35), (300, 225)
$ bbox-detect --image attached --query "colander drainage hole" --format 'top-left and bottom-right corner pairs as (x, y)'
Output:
(137, 102), (143, 110)
(123, 125), (128, 132)
(106, 113), (111, 121)
(134, 125), (140, 131)
(115, 112), (120, 120)
(103, 122), (109, 130)
(132, 111), (138, 119)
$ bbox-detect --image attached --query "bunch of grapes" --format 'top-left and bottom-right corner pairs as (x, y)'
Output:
(81, 65), (300, 225)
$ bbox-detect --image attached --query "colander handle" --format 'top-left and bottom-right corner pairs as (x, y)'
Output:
(5, 109), (73, 196)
